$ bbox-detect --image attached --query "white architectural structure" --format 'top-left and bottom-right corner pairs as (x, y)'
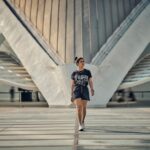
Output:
(0, 0), (149, 107)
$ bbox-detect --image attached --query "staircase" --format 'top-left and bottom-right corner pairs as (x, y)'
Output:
(120, 54), (150, 89)
(0, 51), (37, 90)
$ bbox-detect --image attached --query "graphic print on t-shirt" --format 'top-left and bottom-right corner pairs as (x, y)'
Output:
(74, 74), (89, 86)
(71, 69), (92, 87)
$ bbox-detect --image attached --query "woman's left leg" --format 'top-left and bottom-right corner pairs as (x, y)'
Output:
(81, 100), (87, 125)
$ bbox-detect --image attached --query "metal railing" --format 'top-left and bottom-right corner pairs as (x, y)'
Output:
(91, 0), (149, 65)
(115, 90), (150, 101)
(130, 91), (150, 100)
(0, 91), (45, 103)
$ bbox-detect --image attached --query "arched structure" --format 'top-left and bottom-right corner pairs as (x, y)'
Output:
(0, 0), (149, 107)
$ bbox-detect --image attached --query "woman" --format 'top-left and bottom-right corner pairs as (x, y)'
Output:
(71, 57), (94, 131)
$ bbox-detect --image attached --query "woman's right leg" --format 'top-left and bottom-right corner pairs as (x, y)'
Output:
(80, 100), (87, 125)
(74, 98), (83, 125)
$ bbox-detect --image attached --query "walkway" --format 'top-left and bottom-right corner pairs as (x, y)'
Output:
(0, 106), (149, 150)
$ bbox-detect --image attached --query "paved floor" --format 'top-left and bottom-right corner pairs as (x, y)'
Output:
(0, 107), (76, 150)
(78, 108), (150, 150)
(0, 106), (149, 150)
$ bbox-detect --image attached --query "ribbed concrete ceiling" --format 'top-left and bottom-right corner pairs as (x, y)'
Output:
(10, 0), (141, 63)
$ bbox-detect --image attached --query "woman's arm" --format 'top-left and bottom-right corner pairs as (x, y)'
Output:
(89, 78), (94, 96)
(71, 79), (75, 97)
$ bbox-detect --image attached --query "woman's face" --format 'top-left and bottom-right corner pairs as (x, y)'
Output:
(78, 58), (85, 68)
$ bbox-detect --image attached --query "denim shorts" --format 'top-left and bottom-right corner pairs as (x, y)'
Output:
(72, 86), (90, 101)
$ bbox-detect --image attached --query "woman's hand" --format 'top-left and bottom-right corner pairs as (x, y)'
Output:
(91, 89), (94, 96)
(89, 78), (94, 96)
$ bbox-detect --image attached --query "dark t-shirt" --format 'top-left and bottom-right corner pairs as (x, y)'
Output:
(71, 69), (92, 87)
(71, 69), (92, 100)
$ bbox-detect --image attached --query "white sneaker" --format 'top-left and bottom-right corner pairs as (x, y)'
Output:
(82, 122), (85, 129)
(78, 124), (84, 131)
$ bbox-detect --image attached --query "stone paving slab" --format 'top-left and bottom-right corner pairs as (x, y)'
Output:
(0, 147), (72, 150)
(0, 134), (73, 140)
(79, 139), (150, 146)
(79, 134), (150, 140)
(78, 145), (150, 150)
(0, 140), (74, 146)
(0, 130), (74, 134)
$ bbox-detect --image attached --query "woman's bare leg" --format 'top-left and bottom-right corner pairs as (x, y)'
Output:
(74, 99), (83, 125)
(81, 100), (87, 124)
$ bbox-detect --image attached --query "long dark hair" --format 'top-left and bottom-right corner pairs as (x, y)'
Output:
(74, 57), (84, 66)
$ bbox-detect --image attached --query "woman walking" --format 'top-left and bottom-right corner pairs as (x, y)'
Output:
(71, 57), (94, 131)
